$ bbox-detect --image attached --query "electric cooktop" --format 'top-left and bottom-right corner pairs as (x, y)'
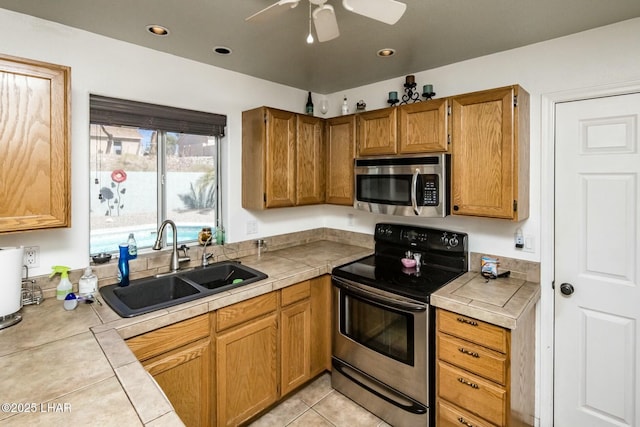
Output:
(332, 223), (469, 303)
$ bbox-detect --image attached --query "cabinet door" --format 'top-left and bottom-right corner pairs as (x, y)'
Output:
(296, 115), (324, 205)
(310, 275), (332, 376)
(280, 300), (312, 396)
(450, 86), (529, 220)
(357, 107), (397, 156)
(325, 115), (356, 205)
(0, 54), (70, 233)
(216, 314), (278, 426)
(398, 99), (448, 153)
(143, 338), (211, 427)
(265, 108), (297, 208)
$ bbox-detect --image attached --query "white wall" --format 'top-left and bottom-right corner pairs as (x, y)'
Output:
(0, 8), (638, 273)
(1, 8), (639, 424)
(322, 17), (640, 266)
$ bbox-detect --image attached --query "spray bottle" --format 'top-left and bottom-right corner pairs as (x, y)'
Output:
(51, 266), (72, 300)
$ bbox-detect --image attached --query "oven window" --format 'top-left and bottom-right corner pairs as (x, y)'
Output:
(356, 175), (412, 205)
(340, 292), (415, 366)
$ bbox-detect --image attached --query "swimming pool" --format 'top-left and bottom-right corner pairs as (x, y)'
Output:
(90, 225), (211, 255)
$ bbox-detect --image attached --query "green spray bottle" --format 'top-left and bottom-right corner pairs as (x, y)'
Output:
(51, 266), (72, 300)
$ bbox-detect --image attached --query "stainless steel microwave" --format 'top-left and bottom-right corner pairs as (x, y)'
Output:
(354, 154), (450, 217)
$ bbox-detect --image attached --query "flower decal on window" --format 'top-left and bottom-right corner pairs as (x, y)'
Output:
(111, 169), (127, 183)
(100, 169), (128, 216)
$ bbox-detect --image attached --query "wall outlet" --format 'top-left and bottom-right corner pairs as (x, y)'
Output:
(246, 220), (258, 235)
(24, 246), (40, 268)
(523, 235), (535, 253)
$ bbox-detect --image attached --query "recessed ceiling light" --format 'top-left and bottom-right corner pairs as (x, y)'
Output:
(213, 46), (233, 55)
(377, 48), (395, 57)
(146, 25), (170, 36)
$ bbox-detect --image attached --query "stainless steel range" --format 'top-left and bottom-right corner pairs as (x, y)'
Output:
(331, 223), (468, 427)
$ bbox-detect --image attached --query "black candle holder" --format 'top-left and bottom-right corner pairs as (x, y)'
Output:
(388, 98), (399, 107)
(400, 83), (421, 105)
(422, 91), (436, 100)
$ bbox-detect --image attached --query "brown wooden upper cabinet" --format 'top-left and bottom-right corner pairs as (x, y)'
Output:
(296, 114), (325, 205)
(356, 107), (397, 156)
(0, 54), (71, 233)
(325, 115), (356, 205)
(357, 101), (449, 156)
(450, 85), (530, 221)
(243, 107), (325, 209)
(398, 99), (449, 153)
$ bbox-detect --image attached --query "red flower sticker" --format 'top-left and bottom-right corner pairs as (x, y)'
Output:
(111, 169), (127, 183)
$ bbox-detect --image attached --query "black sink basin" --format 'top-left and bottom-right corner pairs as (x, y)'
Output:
(182, 262), (267, 290)
(99, 261), (268, 317)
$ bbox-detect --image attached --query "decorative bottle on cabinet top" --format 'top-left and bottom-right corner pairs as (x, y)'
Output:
(306, 91), (314, 115)
(341, 96), (349, 115)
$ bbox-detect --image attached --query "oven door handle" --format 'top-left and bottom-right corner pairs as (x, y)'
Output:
(411, 168), (421, 216)
(333, 277), (427, 313)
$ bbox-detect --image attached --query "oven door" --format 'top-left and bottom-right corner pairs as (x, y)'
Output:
(332, 276), (429, 405)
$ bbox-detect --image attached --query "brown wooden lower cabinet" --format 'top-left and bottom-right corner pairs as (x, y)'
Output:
(281, 282), (312, 396)
(126, 314), (211, 427)
(126, 276), (333, 427)
(436, 308), (535, 427)
(216, 314), (279, 426)
(437, 399), (496, 427)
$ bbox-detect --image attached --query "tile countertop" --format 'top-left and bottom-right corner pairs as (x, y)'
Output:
(430, 271), (541, 330)
(0, 238), (540, 425)
(0, 240), (372, 426)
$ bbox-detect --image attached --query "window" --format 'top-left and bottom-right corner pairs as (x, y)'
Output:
(89, 95), (226, 255)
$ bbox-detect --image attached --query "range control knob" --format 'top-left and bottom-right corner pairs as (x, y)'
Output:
(449, 234), (459, 247)
(440, 232), (449, 246)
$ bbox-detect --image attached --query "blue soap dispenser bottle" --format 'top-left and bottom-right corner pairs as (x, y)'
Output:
(117, 243), (130, 287)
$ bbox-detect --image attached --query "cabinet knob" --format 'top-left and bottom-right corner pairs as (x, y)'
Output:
(457, 417), (477, 427)
(453, 205), (460, 211)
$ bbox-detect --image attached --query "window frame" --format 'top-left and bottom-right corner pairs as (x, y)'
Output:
(89, 95), (226, 255)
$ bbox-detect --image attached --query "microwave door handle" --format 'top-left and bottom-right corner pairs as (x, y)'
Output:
(411, 168), (421, 216)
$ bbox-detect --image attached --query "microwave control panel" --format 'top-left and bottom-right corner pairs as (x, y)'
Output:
(420, 176), (439, 206)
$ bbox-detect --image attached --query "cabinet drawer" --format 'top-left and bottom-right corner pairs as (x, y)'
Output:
(438, 309), (509, 353)
(127, 314), (209, 361)
(438, 333), (507, 385)
(216, 292), (277, 332)
(281, 281), (311, 306)
(438, 399), (497, 427)
(438, 361), (507, 426)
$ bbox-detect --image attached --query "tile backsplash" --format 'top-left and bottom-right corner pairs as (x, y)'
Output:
(25, 228), (539, 299)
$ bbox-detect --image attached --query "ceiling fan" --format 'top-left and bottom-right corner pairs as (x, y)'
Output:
(246, 0), (407, 42)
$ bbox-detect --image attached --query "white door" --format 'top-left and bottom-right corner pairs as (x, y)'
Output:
(555, 93), (640, 426)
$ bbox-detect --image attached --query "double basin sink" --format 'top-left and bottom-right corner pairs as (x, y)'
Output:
(99, 261), (268, 317)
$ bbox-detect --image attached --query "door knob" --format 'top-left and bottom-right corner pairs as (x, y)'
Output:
(560, 282), (574, 296)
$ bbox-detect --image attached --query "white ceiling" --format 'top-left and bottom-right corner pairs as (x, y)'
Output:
(1, 0), (639, 93)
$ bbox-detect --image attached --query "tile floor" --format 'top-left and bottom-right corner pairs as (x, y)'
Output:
(249, 373), (391, 427)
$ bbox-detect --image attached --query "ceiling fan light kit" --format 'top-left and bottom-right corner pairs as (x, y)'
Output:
(247, 0), (407, 43)
(312, 4), (340, 42)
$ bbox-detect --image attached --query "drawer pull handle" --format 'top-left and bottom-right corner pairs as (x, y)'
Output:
(458, 347), (480, 358)
(456, 317), (478, 326)
(457, 377), (479, 389)
(457, 416), (476, 427)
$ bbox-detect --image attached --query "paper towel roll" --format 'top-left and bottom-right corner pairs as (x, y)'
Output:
(0, 246), (24, 316)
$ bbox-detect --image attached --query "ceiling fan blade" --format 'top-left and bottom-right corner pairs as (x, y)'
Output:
(313, 4), (340, 42)
(246, 0), (300, 22)
(342, 0), (406, 25)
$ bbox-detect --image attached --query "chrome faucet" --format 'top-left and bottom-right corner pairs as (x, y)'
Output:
(201, 235), (214, 267)
(153, 219), (190, 272)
